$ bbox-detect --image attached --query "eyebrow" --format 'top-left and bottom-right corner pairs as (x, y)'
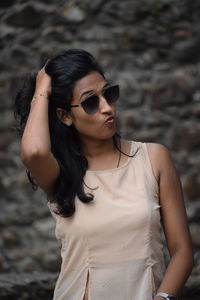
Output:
(79, 82), (109, 100)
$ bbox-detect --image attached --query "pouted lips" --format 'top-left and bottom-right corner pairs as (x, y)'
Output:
(105, 116), (115, 125)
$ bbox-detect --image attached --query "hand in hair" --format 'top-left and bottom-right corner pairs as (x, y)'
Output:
(34, 66), (52, 96)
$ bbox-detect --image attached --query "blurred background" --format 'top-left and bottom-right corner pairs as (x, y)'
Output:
(0, 0), (200, 299)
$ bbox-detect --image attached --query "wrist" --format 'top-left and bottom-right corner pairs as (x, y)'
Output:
(155, 292), (178, 300)
(33, 90), (49, 96)
(32, 92), (49, 102)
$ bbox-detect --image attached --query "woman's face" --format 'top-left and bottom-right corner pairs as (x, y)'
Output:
(69, 71), (117, 141)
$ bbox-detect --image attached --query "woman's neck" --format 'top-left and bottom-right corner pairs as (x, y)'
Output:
(81, 137), (117, 159)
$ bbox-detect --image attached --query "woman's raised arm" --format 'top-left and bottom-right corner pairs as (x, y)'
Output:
(21, 67), (60, 196)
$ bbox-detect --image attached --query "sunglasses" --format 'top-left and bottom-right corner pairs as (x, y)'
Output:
(68, 84), (120, 115)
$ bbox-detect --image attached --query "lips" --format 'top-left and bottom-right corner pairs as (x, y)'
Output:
(105, 116), (115, 125)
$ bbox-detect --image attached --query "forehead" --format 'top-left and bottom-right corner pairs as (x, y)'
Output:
(72, 71), (107, 100)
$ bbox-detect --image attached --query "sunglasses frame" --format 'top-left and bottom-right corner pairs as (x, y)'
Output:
(68, 84), (119, 114)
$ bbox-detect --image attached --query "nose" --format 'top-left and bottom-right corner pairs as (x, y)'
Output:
(99, 95), (113, 114)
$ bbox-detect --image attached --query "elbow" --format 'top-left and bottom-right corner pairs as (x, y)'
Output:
(20, 145), (50, 165)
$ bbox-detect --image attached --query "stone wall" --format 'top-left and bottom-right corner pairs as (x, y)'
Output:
(0, 0), (200, 298)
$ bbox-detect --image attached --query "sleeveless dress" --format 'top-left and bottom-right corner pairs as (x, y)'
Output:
(48, 141), (165, 300)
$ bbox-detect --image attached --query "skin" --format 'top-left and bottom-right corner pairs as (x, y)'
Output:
(21, 67), (193, 300)
(58, 71), (130, 171)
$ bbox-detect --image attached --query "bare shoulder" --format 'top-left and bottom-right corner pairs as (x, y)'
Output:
(146, 142), (170, 157)
(146, 142), (175, 178)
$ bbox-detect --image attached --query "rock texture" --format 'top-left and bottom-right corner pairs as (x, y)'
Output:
(0, 272), (57, 300)
(0, 0), (200, 298)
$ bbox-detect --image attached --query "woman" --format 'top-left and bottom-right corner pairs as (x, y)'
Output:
(14, 49), (193, 300)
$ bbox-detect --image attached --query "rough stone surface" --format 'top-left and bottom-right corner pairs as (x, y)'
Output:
(0, 0), (200, 298)
(0, 272), (57, 300)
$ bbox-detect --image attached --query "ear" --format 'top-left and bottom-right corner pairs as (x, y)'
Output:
(56, 108), (73, 126)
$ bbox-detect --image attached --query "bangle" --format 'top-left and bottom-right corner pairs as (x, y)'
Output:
(32, 93), (49, 101)
(155, 292), (177, 300)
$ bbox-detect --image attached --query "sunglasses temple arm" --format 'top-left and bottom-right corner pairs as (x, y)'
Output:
(69, 104), (80, 108)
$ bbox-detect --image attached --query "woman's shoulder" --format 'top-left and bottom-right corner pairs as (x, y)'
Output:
(122, 139), (173, 165)
(128, 140), (170, 155)
(146, 142), (172, 161)
(145, 142), (175, 177)
(138, 142), (173, 182)
(146, 142), (169, 154)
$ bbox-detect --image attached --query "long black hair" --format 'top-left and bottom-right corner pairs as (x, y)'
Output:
(14, 49), (126, 217)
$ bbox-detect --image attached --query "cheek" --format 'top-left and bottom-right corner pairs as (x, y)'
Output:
(73, 117), (116, 140)
(73, 113), (97, 134)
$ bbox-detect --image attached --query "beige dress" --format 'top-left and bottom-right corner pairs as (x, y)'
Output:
(49, 140), (165, 300)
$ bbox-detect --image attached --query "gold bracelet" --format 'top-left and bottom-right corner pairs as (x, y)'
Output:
(32, 93), (49, 101)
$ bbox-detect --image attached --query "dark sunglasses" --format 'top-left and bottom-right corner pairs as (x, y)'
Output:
(68, 84), (120, 115)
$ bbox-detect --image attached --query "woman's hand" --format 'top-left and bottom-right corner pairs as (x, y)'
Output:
(34, 66), (51, 96)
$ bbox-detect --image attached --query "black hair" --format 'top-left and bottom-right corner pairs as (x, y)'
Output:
(14, 49), (128, 217)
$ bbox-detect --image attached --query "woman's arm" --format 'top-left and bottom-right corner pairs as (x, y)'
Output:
(21, 67), (60, 196)
(147, 143), (194, 299)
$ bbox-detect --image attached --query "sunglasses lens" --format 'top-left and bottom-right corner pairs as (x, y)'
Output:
(80, 85), (119, 114)
(104, 85), (119, 104)
(81, 96), (99, 114)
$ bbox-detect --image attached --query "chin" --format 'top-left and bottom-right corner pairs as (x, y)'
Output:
(79, 126), (116, 141)
(98, 129), (116, 140)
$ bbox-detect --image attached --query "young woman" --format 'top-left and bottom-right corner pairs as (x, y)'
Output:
(14, 49), (193, 300)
